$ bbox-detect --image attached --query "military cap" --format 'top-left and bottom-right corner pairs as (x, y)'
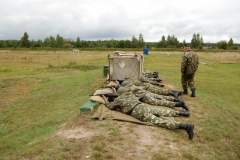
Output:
(121, 81), (130, 87)
(117, 87), (127, 95)
(125, 74), (131, 79)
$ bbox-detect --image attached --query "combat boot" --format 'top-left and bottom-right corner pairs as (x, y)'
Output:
(178, 123), (194, 140)
(156, 78), (162, 82)
(175, 101), (189, 111)
(173, 97), (183, 102)
(170, 91), (182, 98)
(190, 89), (195, 97)
(182, 89), (188, 94)
(153, 72), (158, 75)
(157, 83), (164, 87)
(178, 111), (190, 117)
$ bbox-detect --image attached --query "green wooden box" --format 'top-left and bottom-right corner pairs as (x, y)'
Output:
(80, 100), (100, 113)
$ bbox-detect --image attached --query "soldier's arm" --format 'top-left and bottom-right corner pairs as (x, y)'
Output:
(181, 55), (188, 73)
(104, 96), (119, 110)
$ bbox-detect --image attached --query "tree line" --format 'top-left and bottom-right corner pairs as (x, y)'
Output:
(0, 32), (239, 50)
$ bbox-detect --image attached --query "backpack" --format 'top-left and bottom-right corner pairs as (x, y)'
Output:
(186, 51), (199, 75)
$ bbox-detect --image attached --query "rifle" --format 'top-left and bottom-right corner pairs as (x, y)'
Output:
(106, 79), (125, 84)
(100, 85), (119, 91)
(89, 93), (118, 102)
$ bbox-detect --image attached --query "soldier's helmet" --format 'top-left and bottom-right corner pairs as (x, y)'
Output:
(121, 81), (130, 87)
(125, 74), (131, 79)
(117, 87), (127, 95)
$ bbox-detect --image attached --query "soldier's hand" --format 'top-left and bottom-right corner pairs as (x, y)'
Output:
(111, 87), (116, 92)
(115, 80), (119, 85)
(102, 95), (107, 100)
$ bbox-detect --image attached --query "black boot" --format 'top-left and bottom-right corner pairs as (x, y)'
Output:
(170, 92), (177, 98)
(175, 101), (189, 111)
(179, 111), (190, 117)
(175, 91), (182, 96)
(153, 71), (158, 75)
(178, 123), (194, 140)
(173, 97), (183, 102)
(156, 78), (162, 82)
(170, 91), (182, 98)
(182, 89), (188, 95)
(157, 83), (164, 87)
(190, 89), (195, 97)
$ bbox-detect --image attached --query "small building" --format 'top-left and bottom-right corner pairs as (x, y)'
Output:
(72, 49), (79, 55)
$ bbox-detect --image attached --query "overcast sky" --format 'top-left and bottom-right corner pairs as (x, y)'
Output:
(1, 0), (240, 43)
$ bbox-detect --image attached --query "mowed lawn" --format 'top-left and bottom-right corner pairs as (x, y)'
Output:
(0, 50), (239, 159)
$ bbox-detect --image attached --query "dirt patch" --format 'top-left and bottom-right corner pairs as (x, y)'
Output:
(163, 83), (176, 90)
(57, 127), (95, 139)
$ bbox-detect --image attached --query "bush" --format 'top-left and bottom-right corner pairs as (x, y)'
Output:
(211, 45), (216, 49)
(217, 40), (228, 50)
(198, 46), (203, 50)
(62, 43), (73, 48)
(229, 46), (239, 50)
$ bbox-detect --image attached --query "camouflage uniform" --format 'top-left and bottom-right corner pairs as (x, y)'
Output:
(139, 75), (159, 85)
(142, 71), (158, 81)
(105, 92), (180, 129)
(142, 71), (154, 77)
(125, 85), (176, 108)
(181, 49), (199, 90)
(126, 77), (173, 95)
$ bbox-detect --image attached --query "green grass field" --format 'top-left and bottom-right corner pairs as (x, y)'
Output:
(0, 50), (239, 159)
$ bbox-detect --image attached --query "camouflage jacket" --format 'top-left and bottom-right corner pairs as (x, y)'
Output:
(105, 92), (141, 114)
(125, 85), (146, 99)
(120, 79), (152, 91)
(181, 49), (199, 74)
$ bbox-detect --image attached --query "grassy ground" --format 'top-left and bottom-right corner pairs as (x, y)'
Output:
(0, 50), (239, 159)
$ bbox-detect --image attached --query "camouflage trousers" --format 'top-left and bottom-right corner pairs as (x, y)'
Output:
(131, 104), (180, 129)
(181, 73), (196, 90)
(145, 84), (173, 95)
(141, 92), (175, 108)
(150, 92), (175, 101)
(147, 77), (158, 81)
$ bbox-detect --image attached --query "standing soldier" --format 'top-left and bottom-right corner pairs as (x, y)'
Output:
(181, 44), (199, 97)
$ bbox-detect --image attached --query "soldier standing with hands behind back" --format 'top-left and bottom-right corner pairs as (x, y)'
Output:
(181, 44), (199, 97)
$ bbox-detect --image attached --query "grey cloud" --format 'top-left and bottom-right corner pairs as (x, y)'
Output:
(0, 0), (240, 43)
